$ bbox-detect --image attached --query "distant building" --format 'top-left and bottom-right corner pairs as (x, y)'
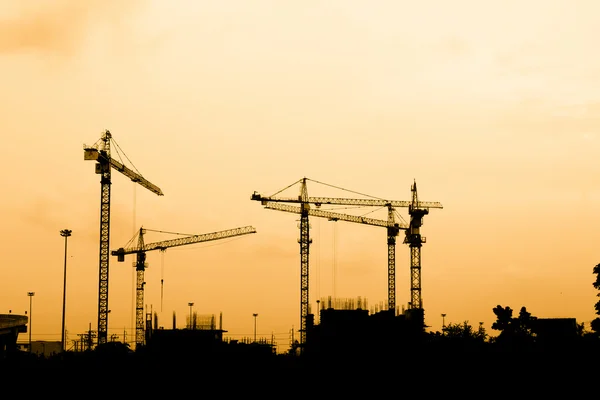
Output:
(16, 341), (62, 357)
(304, 296), (424, 358)
(532, 318), (578, 345)
(144, 311), (276, 361)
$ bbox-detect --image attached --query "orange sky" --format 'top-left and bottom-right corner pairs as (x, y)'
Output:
(1, 0), (599, 351)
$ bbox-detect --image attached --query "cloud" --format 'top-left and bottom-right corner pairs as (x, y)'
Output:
(0, 0), (143, 56)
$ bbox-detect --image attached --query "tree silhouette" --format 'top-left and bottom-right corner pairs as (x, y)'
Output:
(592, 263), (600, 333)
(444, 321), (487, 342)
(491, 305), (513, 333)
(515, 306), (536, 337)
(491, 305), (536, 347)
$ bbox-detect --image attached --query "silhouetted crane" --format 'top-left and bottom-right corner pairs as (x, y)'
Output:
(111, 225), (257, 348)
(251, 177), (442, 348)
(404, 180), (440, 311)
(84, 130), (163, 345)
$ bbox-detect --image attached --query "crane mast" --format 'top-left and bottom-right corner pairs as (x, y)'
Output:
(134, 228), (147, 347)
(111, 225), (257, 348)
(298, 179), (311, 350)
(404, 181), (428, 311)
(84, 130), (163, 345)
(386, 206), (400, 312)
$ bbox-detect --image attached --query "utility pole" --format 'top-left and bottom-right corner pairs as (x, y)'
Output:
(188, 302), (194, 330)
(27, 292), (35, 353)
(60, 229), (72, 352)
(253, 313), (258, 343)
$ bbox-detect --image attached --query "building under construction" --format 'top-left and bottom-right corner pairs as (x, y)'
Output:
(301, 296), (427, 360)
(129, 297), (429, 364)
(140, 311), (276, 365)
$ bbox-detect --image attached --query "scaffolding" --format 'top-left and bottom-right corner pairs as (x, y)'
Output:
(319, 296), (368, 311)
(187, 313), (217, 330)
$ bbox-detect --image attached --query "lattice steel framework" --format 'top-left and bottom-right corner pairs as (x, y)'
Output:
(403, 181), (430, 310)
(96, 136), (111, 345)
(387, 237), (396, 310)
(134, 232), (147, 347)
(386, 206), (399, 312)
(409, 244), (422, 308)
(298, 179), (311, 349)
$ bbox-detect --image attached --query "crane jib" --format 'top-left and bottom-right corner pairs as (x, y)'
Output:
(251, 194), (442, 209)
(109, 158), (163, 196)
(111, 226), (257, 260)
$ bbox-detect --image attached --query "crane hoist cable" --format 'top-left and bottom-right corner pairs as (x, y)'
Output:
(332, 220), (337, 300)
(306, 178), (385, 201)
(316, 218), (320, 302)
(160, 251), (165, 313)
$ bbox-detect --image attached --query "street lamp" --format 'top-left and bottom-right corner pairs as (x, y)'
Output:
(60, 229), (72, 352)
(316, 300), (320, 325)
(253, 313), (258, 343)
(188, 302), (194, 330)
(441, 313), (447, 331)
(27, 292), (35, 353)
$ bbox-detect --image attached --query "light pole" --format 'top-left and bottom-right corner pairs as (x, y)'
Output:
(60, 229), (72, 352)
(188, 302), (194, 330)
(27, 292), (35, 353)
(441, 313), (447, 331)
(316, 300), (320, 325)
(253, 313), (258, 343)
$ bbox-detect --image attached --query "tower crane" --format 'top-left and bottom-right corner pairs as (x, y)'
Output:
(251, 177), (442, 346)
(84, 130), (163, 345)
(111, 225), (257, 348)
(404, 180), (435, 311)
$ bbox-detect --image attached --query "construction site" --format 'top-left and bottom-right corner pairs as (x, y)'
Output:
(3, 129), (445, 362)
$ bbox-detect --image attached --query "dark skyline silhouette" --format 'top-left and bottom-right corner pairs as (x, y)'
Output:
(3, 1), (599, 367)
